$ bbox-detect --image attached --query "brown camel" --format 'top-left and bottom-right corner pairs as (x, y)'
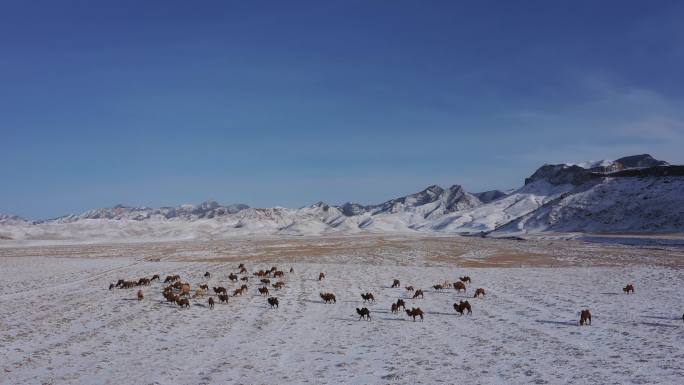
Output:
(268, 297), (279, 309)
(453, 282), (466, 293)
(319, 272), (326, 281)
(137, 290), (144, 301)
(361, 293), (375, 303)
(208, 297), (215, 309)
(580, 309), (592, 326)
(473, 288), (486, 298)
(412, 289), (424, 299)
(320, 292), (336, 304)
(623, 284), (635, 294)
(405, 307), (424, 321)
(391, 279), (400, 288)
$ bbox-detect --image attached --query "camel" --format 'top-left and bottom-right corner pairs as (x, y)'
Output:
(204, 272), (211, 278)
(396, 299), (406, 310)
(164, 275), (180, 283)
(432, 284), (443, 291)
(241, 284), (248, 292)
(453, 281), (466, 293)
(412, 289), (424, 299)
(208, 297), (215, 309)
(356, 307), (371, 321)
(391, 303), (399, 314)
(115, 279), (125, 287)
(192, 288), (205, 298)
(238, 263), (245, 269)
(240, 276), (249, 282)
(261, 278), (271, 285)
(274, 271), (284, 278)
(199, 284), (209, 291)
(320, 292), (336, 304)
(218, 294), (229, 303)
(239, 267), (248, 274)
(405, 307), (424, 322)
(151, 274), (160, 282)
(405, 286), (414, 292)
(623, 284), (635, 294)
(176, 298), (190, 308)
(267, 297), (279, 309)
(391, 279), (400, 288)
(454, 300), (472, 315)
(138, 278), (151, 286)
(272, 281), (285, 290)
(258, 287), (270, 296)
(580, 309), (592, 326)
(213, 286), (227, 295)
(233, 288), (244, 296)
(179, 283), (191, 297)
(319, 272), (326, 281)
(137, 290), (144, 301)
(459, 276), (471, 284)
(228, 273), (238, 282)
(473, 288), (486, 298)
(361, 293), (375, 303)
(166, 293), (179, 303)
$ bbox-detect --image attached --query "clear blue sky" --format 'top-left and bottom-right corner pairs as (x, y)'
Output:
(2, 0), (683, 219)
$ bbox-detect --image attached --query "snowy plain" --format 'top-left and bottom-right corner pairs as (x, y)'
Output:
(1, 235), (683, 385)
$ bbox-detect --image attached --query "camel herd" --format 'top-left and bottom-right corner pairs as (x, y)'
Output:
(109, 267), (666, 326)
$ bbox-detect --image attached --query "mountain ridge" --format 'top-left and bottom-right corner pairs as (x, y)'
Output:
(2, 154), (682, 244)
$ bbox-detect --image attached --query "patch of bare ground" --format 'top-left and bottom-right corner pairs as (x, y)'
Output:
(1, 234), (682, 268)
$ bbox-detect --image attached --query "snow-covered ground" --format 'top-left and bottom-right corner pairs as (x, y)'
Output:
(1, 238), (683, 384)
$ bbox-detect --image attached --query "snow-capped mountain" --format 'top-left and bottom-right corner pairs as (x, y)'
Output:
(0, 212), (28, 224)
(45, 201), (250, 223)
(1, 154), (682, 244)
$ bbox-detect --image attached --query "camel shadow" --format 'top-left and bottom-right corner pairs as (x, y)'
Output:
(535, 319), (577, 326)
(641, 322), (679, 328)
(643, 315), (680, 321)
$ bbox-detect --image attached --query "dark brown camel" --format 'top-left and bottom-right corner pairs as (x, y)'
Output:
(268, 297), (279, 309)
(361, 293), (375, 303)
(454, 300), (472, 315)
(356, 307), (371, 321)
(580, 309), (592, 326)
(391, 279), (400, 288)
